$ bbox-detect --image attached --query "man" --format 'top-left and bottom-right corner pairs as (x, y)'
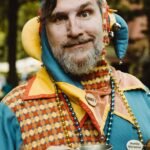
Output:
(0, 0), (150, 149)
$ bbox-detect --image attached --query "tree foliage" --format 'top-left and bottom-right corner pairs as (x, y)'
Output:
(0, 0), (39, 87)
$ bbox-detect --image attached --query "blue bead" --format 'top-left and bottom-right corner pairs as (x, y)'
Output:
(67, 103), (71, 107)
(111, 84), (115, 88)
(107, 132), (110, 136)
(110, 112), (113, 115)
(111, 102), (114, 106)
(72, 112), (75, 117)
(75, 122), (79, 126)
(109, 122), (112, 126)
(65, 98), (69, 103)
(112, 89), (115, 93)
(111, 108), (114, 112)
(79, 133), (83, 138)
(63, 94), (67, 99)
(112, 93), (115, 97)
(74, 117), (77, 121)
(80, 139), (84, 144)
(110, 117), (113, 120)
(69, 107), (73, 112)
(111, 82), (114, 86)
(108, 127), (111, 131)
(77, 128), (81, 132)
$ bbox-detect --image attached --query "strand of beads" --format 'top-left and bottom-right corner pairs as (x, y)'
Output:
(106, 77), (115, 144)
(110, 75), (144, 144)
(54, 84), (72, 147)
(62, 92), (84, 144)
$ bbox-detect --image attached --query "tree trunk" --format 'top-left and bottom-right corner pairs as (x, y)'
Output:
(7, 0), (19, 87)
(144, 0), (150, 50)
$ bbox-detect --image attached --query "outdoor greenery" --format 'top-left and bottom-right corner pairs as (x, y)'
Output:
(0, 0), (150, 88)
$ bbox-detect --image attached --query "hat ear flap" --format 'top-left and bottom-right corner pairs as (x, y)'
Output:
(109, 13), (129, 60)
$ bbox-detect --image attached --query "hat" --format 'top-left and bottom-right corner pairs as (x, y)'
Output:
(21, 0), (128, 61)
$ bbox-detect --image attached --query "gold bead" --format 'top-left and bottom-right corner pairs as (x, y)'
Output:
(60, 114), (64, 118)
(58, 105), (61, 109)
(67, 139), (70, 143)
(59, 110), (63, 114)
(62, 121), (66, 126)
(124, 101), (128, 105)
(66, 134), (69, 138)
(139, 133), (142, 137)
(64, 130), (68, 134)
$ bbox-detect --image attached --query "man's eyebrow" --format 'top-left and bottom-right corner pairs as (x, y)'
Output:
(78, 2), (93, 10)
(51, 1), (93, 18)
(50, 12), (67, 20)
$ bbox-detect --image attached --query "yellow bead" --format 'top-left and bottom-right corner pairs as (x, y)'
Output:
(67, 139), (70, 143)
(64, 130), (68, 134)
(66, 134), (69, 138)
(62, 121), (66, 126)
(60, 113), (64, 117)
(60, 110), (63, 114)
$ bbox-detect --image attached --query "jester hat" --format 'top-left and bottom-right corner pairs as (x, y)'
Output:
(22, 0), (128, 61)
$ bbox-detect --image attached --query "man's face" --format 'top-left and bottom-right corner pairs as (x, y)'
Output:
(46, 0), (104, 75)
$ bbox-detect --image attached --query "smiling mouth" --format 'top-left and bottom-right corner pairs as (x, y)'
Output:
(64, 39), (93, 49)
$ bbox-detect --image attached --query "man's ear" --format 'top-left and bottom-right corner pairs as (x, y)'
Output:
(109, 13), (129, 60)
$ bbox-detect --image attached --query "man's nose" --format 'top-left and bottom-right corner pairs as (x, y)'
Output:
(67, 17), (83, 38)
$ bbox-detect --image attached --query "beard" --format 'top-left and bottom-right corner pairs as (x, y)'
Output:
(51, 39), (103, 76)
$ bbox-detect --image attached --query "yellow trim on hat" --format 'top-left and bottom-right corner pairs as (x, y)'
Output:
(108, 12), (117, 29)
(21, 17), (42, 61)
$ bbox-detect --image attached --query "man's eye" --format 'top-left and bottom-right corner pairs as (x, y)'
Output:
(79, 10), (92, 18)
(56, 16), (66, 22)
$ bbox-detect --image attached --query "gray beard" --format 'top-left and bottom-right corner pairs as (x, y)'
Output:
(52, 45), (103, 76)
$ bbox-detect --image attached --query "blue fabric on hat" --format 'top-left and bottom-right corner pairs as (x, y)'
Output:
(113, 14), (129, 59)
(41, 27), (83, 88)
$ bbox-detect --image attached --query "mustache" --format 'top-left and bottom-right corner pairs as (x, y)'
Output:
(63, 37), (93, 48)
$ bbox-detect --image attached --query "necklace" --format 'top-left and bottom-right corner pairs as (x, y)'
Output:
(53, 71), (145, 148)
(109, 72), (146, 149)
(105, 76), (115, 144)
(62, 92), (84, 144)
(54, 83), (85, 148)
(54, 84), (72, 147)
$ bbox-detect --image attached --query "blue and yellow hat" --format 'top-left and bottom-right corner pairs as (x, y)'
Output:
(21, 0), (128, 61)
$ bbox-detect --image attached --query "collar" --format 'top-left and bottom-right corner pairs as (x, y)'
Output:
(22, 67), (147, 134)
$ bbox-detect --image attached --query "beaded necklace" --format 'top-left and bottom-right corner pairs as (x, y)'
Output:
(110, 73), (144, 144)
(105, 76), (115, 144)
(53, 69), (145, 148)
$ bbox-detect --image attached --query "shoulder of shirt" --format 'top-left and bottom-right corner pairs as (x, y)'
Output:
(1, 83), (27, 110)
(112, 67), (149, 92)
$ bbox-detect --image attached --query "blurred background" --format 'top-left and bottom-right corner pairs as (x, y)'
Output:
(0, 0), (150, 99)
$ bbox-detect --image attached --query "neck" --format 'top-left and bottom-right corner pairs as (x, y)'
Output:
(80, 59), (111, 90)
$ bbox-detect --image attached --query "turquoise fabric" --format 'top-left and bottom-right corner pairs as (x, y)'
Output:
(104, 90), (150, 149)
(0, 90), (150, 149)
(0, 103), (22, 150)
(41, 27), (83, 88)
(113, 14), (129, 59)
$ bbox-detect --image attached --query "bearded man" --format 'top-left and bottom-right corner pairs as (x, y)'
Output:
(0, 0), (150, 150)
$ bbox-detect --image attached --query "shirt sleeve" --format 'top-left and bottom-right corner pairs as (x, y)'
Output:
(0, 102), (22, 150)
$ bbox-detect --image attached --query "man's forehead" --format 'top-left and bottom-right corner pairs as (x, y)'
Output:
(52, 0), (98, 14)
